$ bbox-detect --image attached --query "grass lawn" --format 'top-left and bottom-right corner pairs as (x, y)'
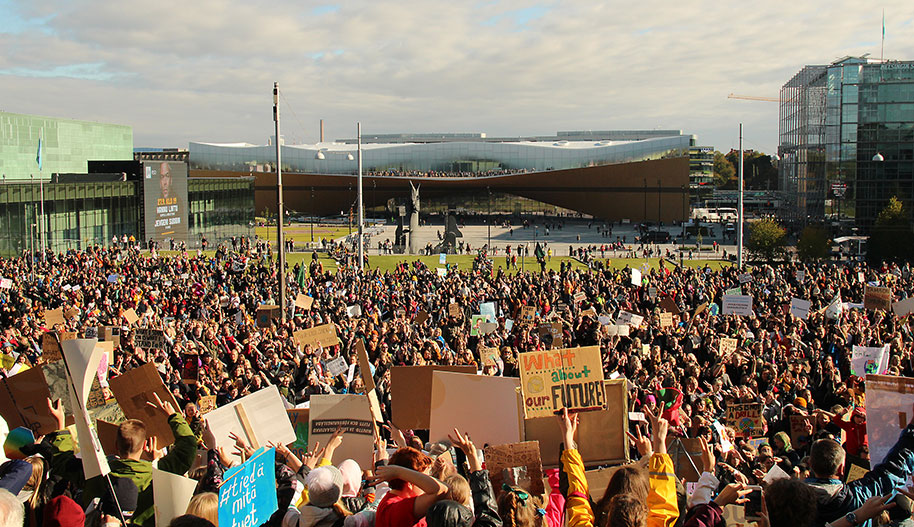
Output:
(255, 224), (353, 243)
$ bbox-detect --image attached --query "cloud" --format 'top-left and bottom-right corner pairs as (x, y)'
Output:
(1, 0), (913, 154)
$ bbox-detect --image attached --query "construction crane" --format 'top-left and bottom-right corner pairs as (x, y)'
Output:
(728, 93), (778, 102)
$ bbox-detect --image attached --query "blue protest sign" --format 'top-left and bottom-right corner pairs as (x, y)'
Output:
(218, 447), (277, 527)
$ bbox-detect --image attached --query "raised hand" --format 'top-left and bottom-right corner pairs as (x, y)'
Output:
(47, 398), (65, 431)
(712, 482), (751, 507)
(146, 392), (176, 417)
(557, 407), (579, 450)
(448, 428), (481, 472)
(626, 425), (653, 458)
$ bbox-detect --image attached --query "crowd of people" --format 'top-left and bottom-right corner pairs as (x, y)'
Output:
(1, 240), (914, 527)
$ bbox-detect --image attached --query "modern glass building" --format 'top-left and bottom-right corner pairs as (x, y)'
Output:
(779, 58), (914, 226)
(0, 111), (133, 180)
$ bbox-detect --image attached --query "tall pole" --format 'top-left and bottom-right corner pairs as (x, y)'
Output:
(40, 177), (46, 260)
(657, 179), (661, 227)
(487, 187), (491, 250)
(273, 82), (287, 320)
(357, 122), (364, 271)
(737, 123), (744, 268)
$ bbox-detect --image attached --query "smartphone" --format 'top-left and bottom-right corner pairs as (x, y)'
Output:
(745, 486), (763, 521)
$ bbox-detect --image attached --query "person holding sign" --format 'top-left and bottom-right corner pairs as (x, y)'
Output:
(47, 393), (197, 527)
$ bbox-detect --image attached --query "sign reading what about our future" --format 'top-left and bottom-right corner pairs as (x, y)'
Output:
(519, 346), (605, 419)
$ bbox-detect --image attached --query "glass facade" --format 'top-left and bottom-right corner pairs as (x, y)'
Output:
(0, 111), (133, 181)
(780, 59), (914, 226)
(188, 177), (256, 245)
(189, 135), (694, 175)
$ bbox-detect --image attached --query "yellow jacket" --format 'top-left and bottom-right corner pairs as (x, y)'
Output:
(562, 448), (679, 527)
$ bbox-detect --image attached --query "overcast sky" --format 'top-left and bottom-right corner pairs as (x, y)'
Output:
(2, 0), (912, 154)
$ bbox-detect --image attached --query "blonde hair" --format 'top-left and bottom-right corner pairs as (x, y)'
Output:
(186, 492), (219, 525)
(444, 474), (470, 506)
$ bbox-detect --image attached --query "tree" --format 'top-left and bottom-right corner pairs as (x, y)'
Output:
(746, 218), (786, 262)
(713, 152), (736, 189)
(724, 151), (778, 190)
(868, 196), (914, 263)
(796, 225), (830, 261)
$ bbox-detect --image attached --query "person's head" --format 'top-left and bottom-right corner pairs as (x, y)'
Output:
(388, 447), (433, 493)
(338, 459), (362, 498)
(852, 407), (866, 424)
(443, 474), (470, 507)
(168, 515), (215, 527)
(595, 464), (649, 523)
(763, 478), (818, 527)
(773, 431), (792, 453)
(159, 162), (173, 199)
(809, 438), (846, 478)
(42, 495), (83, 527)
(605, 494), (647, 527)
(116, 419), (147, 458)
(185, 492), (218, 525)
(306, 466), (344, 507)
(496, 486), (540, 527)
(0, 489), (24, 527)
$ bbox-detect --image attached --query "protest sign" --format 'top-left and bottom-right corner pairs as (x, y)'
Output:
(726, 403), (764, 436)
(415, 310), (430, 326)
(133, 328), (165, 350)
(480, 346), (500, 366)
(894, 297), (914, 318)
(659, 312), (673, 328)
(153, 468), (199, 527)
(605, 324), (630, 337)
(846, 464), (869, 483)
(205, 385), (295, 461)
(470, 315), (487, 337)
(865, 375), (914, 466)
(356, 339), (375, 392)
(725, 287), (742, 297)
(851, 345), (890, 376)
(790, 298), (811, 320)
(99, 326), (121, 348)
(660, 297), (680, 315)
(666, 436), (704, 482)
(218, 447), (277, 527)
(722, 295), (753, 316)
(479, 322), (498, 335)
(95, 419), (119, 456)
(293, 323), (341, 348)
(738, 273), (753, 284)
(109, 362), (182, 446)
(537, 322), (564, 348)
(525, 379), (628, 468)
(864, 285), (892, 311)
(518, 346), (605, 419)
(286, 409), (310, 460)
(123, 308), (139, 326)
(581, 307), (596, 318)
(45, 308), (64, 327)
(573, 292), (586, 304)
(390, 365), (476, 430)
(448, 303), (461, 318)
(480, 302), (497, 322)
(309, 394), (375, 469)
(325, 356), (348, 377)
(483, 441), (545, 495)
(631, 268), (641, 286)
(0, 278), (11, 289)
(42, 332), (63, 362)
(615, 311), (644, 327)
(648, 287), (657, 299)
(0, 366), (58, 436)
(198, 395), (217, 415)
(346, 305), (362, 318)
(796, 270), (806, 282)
(429, 372), (522, 448)
(181, 353), (198, 384)
(789, 414), (814, 448)
(520, 306), (535, 323)
(61, 339), (110, 479)
(294, 294), (314, 311)
(719, 338), (738, 357)
(256, 305), (280, 328)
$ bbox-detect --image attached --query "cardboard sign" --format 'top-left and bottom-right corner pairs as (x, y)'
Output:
(659, 312), (673, 328)
(480, 302), (497, 322)
(470, 315), (487, 337)
(893, 297), (914, 318)
(99, 326), (121, 348)
(295, 294), (314, 311)
(108, 363), (182, 446)
(789, 414), (814, 447)
(660, 297), (680, 315)
(738, 273), (753, 284)
(45, 308), (65, 327)
(480, 346), (500, 366)
(573, 292), (586, 304)
(42, 333), (63, 362)
(518, 346), (605, 419)
(615, 311), (644, 327)
(96, 419), (120, 456)
(790, 298), (811, 320)
(479, 322), (498, 335)
(309, 394), (374, 469)
(722, 295), (753, 316)
(390, 365), (476, 430)
(346, 305), (362, 318)
(605, 324), (630, 337)
(415, 310), (430, 326)
(325, 356), (348, 377)
(356, 340), (375, 392)
(796, 270), (806, 282)
(864, 285), (892, 311)
(719, 337), (738, 357)
(520, 306), (535, 323)
(286, 408), (310, 460)
(483, 441), (545, 495)
(0, 366), (58, 436)
(153, 468), (200, 527)
(726, 403), (763, 435)
(648, 287), (657, 299)
(218, 447), (277, 527)
(581, 308), (596, 318)
(851, 345), (890, 376)
(525, 379), (628, 468)
(865, 375), (914, 467)
(448, 303), (461, 318)
(206, 386), (295, 462)
(198, 395), (217, 415)
(256, 305), (280, 328)
(429, 372), (522, 448)
(293, 323), (341, 348)
(537, 323), (563, 348)
(123, 308), (139, 326)
(181, 353), (199, 384)
(133, 329), (166, 350)
(846, 464), (869, 483)
(666, 436), (704, 482)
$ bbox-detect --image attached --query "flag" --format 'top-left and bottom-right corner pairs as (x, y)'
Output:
(36, 137), (42, 171)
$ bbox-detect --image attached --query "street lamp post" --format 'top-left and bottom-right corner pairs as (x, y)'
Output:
(273, 82), (288, 320)
(487, 187), (492, 251)
(737, 123), (744, 269)
(311, 186), (315, 243)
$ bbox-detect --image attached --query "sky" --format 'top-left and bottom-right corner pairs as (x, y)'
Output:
(2, 0), (913, 154)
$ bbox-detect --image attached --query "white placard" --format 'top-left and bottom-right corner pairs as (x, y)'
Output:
(616, 311), (644, 327)
(437, 268), (447, 277)
(789, 298), (811, 320)
(631, 268), (642, 286)
(605, 324), (630, 337)
(738, 273), (753, 284)
(893, 297), (914, 318)
(153, 468), (199, 527)
(205, 385), (295, 462)
(325, 356), (348, 377)
(866, 375), (914, 468)
(721, 295), (753, 316)
(797, 270), (806, 282)
(346, 304), (362, 318)
(851, 345), (890, 376)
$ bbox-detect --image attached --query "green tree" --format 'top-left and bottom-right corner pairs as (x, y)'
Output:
(796, 225), (829, 261)
(725, 151), (778, 190)
(868, 196), (914, 263)
(713, 152), (736, 189)
(747, 218), (787, 262)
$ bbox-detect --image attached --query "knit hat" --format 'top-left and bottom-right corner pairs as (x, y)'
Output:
(853, 407), (867, 419)
(338, 459), (362, 498)
(794, 397), (807, 408)
(44, 496), (85, 527)
(306, 465), (344, 507)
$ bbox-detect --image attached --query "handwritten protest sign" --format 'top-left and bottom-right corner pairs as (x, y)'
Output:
(133, 329), (165, 350)
(726, 403), (764, 436)
(324, 356), (348, 377)
(198, 395), (217, 414)
(520, 306), (535, 323)
(573, 292), (586, 304)
(309, 394), (374, 468)
(256, 305), (280, 328)
(205, 386), (295, 462)
(218, 447), (277, 527)
(790, 298), (811, 320)
(864, 285), (892, 311)
(666, 436), (704, 482)
(660, 297), (680, 315)
(480, 346), (500, 366)
(616, 311), (644, 327)
(45, 308), (65, 327)
(429, 372), (522, 448)
(293, 323), (341, 348)
(41, 333), (63, 362)
(346, 305), (362, 318)
(789, 414), (814, 448)
(722, 295), (753, 316)
(448, 303), (461, 317)
(738, 273), (753, 284)
(518, 346), (605, 419)
(294, 294), (314, 311)
(719, 338), (738, 357)
(851, 345), (890, 376)
(483, 441), (545, 495)
(605, 324), (630, 337)
(286, 409), (310, 460)
(109, 362), (182, 446)
(659, 312), (673, 328)
(537, 322), (563, 348)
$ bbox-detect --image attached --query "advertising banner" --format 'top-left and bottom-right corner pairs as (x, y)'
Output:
(143, 161), (189, 243)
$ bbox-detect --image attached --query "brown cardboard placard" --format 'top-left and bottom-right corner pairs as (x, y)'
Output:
(789, 414), (814, 447)
(846, 463), (869, 483)
(96, 340), (115, 366)
(293, 323), (341, 348)
(0, 366), (58, 436)
(726, 403), (764, 436)
(45, 308), (65, 327)
(429, 372), (522, 448)
(864, 285), (892, 311)
(42, 332), (63, 362)
(64, 307), (79, 321)
(123, 308), (139, 326)
(537, 323), (563, 348)
(659, 312), (674, 327)
(660, 297), (680, 315)
(483, 441), (545, 495)
(198, 395), (217, 415)
(525, 379), (629, 469)
(719, 337), (738, 357)
(518, 346), (605, 419)
(96, 419), (120, 456)
(390, 365), (477, 430)
(666, 436), (704, 482)
(99, 326), (121, 348)
(256, 305), (280, 328)
(415, 310), (430, 326)
(309, 394), (375, 469)
(448, 303), (461, 318)
(520, 306), (535, 323)
(181, 353), (199, 384)
(356, 339), (375, 392)
(573, 292), (586, 304)
(294, 294), (314, 311)
(480, 346), (500, 366)
(108, 362), (182, 446)
(133, 329), (165, 350)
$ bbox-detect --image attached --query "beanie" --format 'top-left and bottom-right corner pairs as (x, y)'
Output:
(44, 496), (85, 527)
(306, 465), (344, 507)
(794, 397), (807, 409)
